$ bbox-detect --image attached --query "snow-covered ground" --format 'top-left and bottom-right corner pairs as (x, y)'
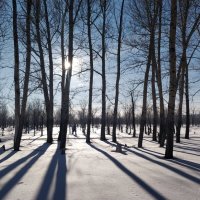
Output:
(0, 126), (199, 200)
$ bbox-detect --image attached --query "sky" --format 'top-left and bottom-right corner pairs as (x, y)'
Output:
(0, 0), (200, 118)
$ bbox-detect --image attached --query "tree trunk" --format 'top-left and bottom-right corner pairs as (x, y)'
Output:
(35, 0), (52, 144)
(156, 0), (166, 147)
(151, 42), (158, 142)
(165, 0), (177, 159)
(13, 0), (32, 150)
(112, 0), (125, 143)
(138, 43), (151, 148)
(100, 0), (107, 141)
(131, 93), (136, 137)
(58, 3), (68, 141)
(86, 0), (94, 144)
(60, 0), (74, 150)
(185, 62), (190, 139)
(13, 0), (20, 151)
(43, 0), (54, 143)
(176, 51), (186, 143)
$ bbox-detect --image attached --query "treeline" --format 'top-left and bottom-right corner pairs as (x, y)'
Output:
(0, 0), (199, 158)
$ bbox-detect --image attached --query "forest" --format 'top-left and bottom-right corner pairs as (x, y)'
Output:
(0, 0), (200, 200)
(0, 0), (200, 158)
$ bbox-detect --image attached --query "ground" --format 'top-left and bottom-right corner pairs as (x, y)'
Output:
(0, 126), (199, 200)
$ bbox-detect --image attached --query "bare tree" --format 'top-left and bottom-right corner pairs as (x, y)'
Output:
(86, 0), (94, 143)
(100, 0), (108, 141)
(165, 0), (178, 159)
(137, 0), (159, 148)
(112, 0), (125, 143)
(176, 0), (200, 142)
(13, 0), (32, 150)
(60, 0), (83, 151)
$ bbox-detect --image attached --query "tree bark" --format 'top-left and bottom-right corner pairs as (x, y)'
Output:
(35, 0), (52, 144)
(138, 43), (151, 148)
(156, 0), (166, 147)
(131, 92), (136, 137)
(165, 0), (177, 159)
(185, 62), (190, 139)
(58, 2), (68, 141)
(13, 0), (20, 151)
(112, 0), (125, 143)
(100, 0), (107, 141)
(151, 41), (158, 142)
(60, 0), (75, 150)
(13, 0), (32, 150)
(176, 51), (186, 143)
(43, 0), (54, 143)
(86, 0), (94, 143)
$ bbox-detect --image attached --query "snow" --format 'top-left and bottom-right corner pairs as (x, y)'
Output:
(0, 126), (199, 200)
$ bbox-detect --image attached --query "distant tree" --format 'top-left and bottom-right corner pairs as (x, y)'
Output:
(0, 103), (8, 131)
(131, 92), (136, 137)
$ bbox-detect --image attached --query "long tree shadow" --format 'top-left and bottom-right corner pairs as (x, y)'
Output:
(180, 141), (200, 147)
(173, 149), (200, 156)
(136, 148), (200, 172)
(0, 151), (17, 164)
(0, 143), (50, 199)
(88, 143), (166, 200)
(0, 143), (49, 179)
(35, 143), (67, 200)
(174, 145), (200, 152)
(105, 140), (200, 184)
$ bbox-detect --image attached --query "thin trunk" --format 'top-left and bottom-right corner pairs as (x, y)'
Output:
(138, 42), (151, 148)
(35, 0), (52, 144)
(58, 3), (68, 141)
(86, 0), (94, 143)
(165, 0), (177, 159)
(131, 93), (136, 137)
(13, 0), (20, 151)
(156, 0), (166, 147)
(100, 0), (107, 141)
(176, 51), (186, 143)
(112, 0), (125, 143)
(151, 41), (158, 141)
(14, 0), (32, 150)
(60, 0), (74, 150)
(43, 0), (54, 143)
(185, 63), (190, 139)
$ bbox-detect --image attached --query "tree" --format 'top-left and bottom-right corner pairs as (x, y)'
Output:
(60, 0), (83, 151)
(100, 0), (108, 141)
(43, 0), (54, 143)
(13, 0), (32, 150)
(165, 0), (178, 159)
(137, 0), (159, 148)
(35, 0), (53, 144)
(175, 0), (200, 142)
(86, 0), (94, 143)
(131, 92), (136, 137)
(112, 0), (125, 143)
(157, 0), (166, 147)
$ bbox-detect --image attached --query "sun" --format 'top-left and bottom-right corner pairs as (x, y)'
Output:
(65, 56), (82, 72)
